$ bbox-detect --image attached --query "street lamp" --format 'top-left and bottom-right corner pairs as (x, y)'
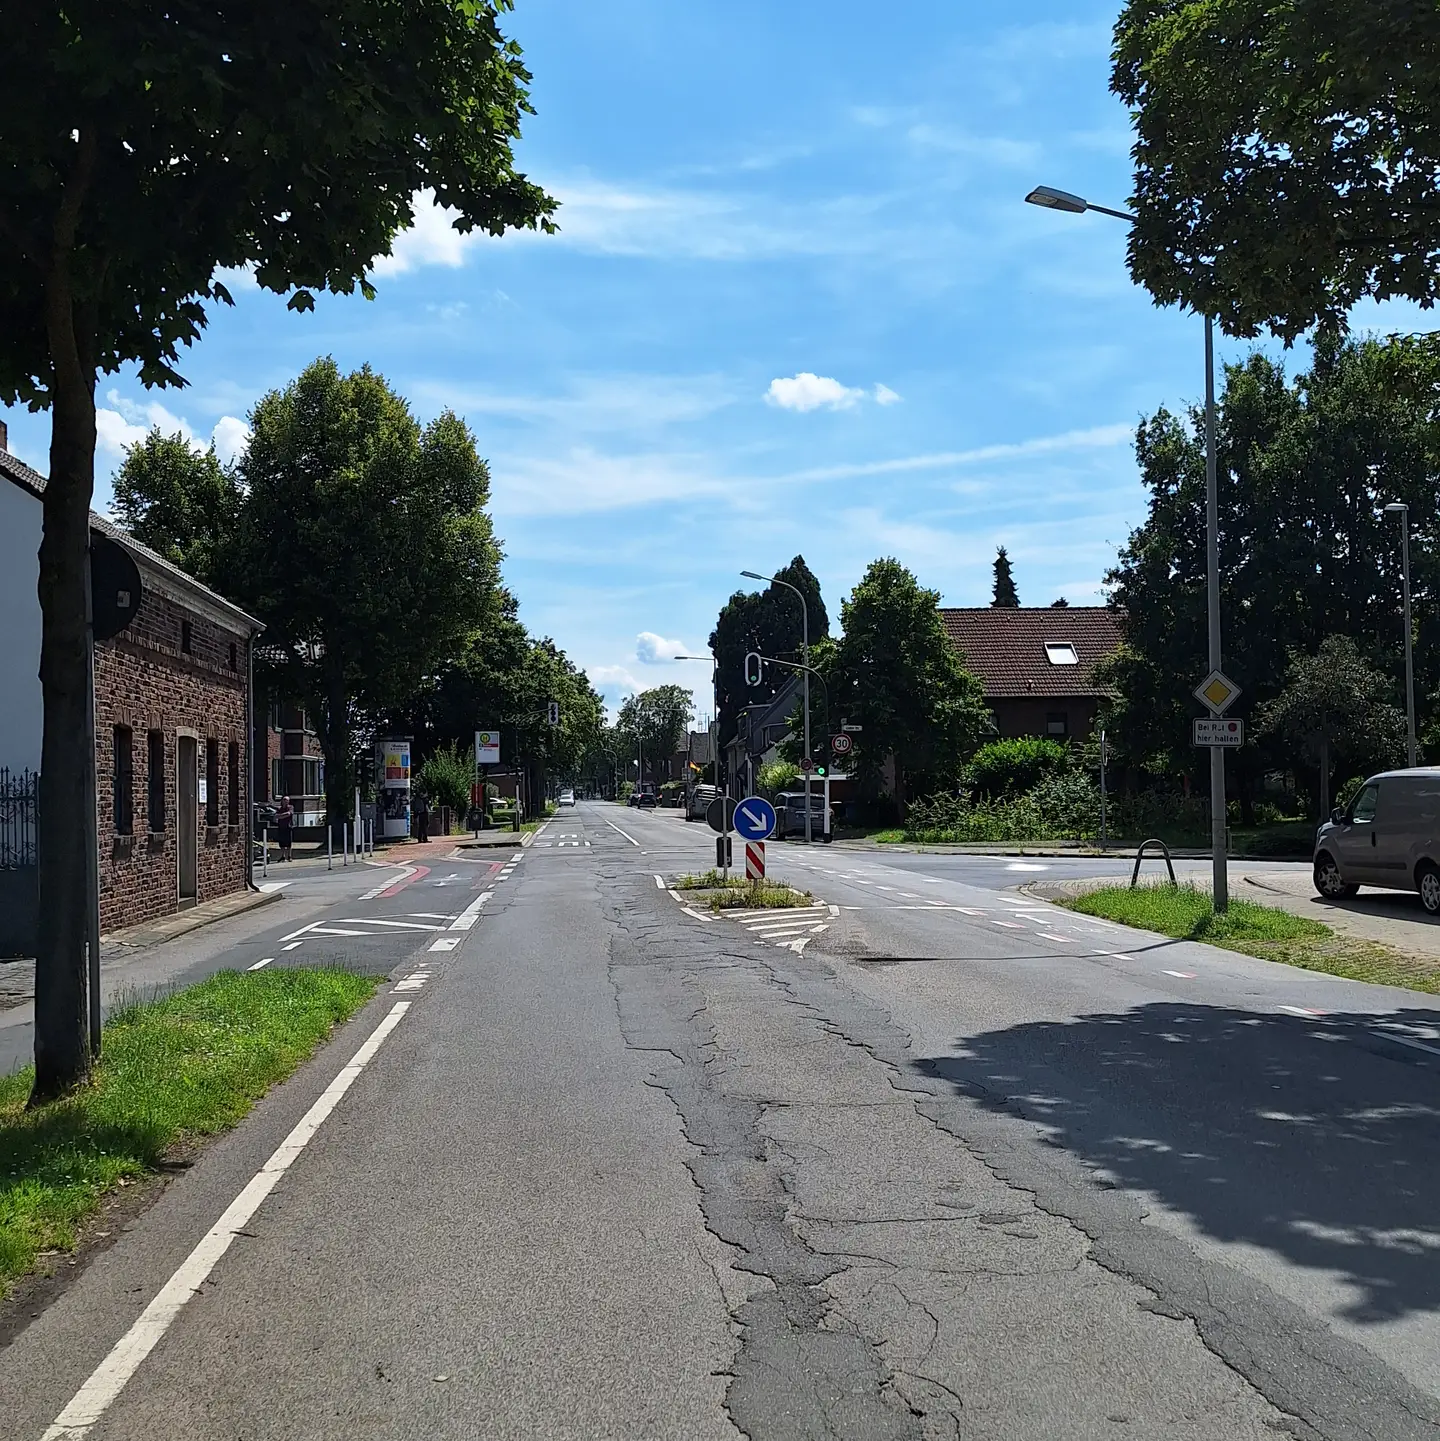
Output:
(1384, 502), (1418, 767)
(1025, 184), (1230, 909)
(742, 570), (813, 843)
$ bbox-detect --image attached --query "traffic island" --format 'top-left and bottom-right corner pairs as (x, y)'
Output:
(0, 967), (376, 1296)
(672, 871), (813, 912)
(1058, 882), (1440, 994)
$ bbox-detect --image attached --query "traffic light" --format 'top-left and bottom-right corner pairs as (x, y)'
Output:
(812, 758), (828, 777)
(547, 700), (559, 726)
(744, 651), (763, 686)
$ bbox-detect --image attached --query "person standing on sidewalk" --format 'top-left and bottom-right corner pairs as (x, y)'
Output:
(415, 789), (430, 844)
(275, 796), (295, 861)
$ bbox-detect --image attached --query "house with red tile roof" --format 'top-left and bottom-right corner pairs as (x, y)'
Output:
(940, 607), (1123, 742)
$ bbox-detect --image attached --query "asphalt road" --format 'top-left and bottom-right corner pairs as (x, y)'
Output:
(5, 803), (1440, 1440)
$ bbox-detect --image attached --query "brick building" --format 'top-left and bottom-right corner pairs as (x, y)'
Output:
(940, 607), (1123, 742)
(0, 434), (263, 936)
(254, 697), (326, 829)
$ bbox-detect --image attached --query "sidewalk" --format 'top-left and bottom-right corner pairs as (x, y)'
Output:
(1029, 866), (1440, 963)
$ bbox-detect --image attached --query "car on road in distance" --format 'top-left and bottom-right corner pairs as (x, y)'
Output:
(557, 788), (575, 807)
(774, 790), (832, 840)
(686, 784), (720, 821)
(1313, 767), (1440, 912)
(636, 789), (658, 809)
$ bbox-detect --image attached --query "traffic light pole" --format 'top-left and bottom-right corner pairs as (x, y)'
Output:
(763, 577), (811, 843)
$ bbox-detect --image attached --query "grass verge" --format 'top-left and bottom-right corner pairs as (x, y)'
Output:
(673, 871), (813, 910)
(1062, 884), (1440, 994)
(0, 967), (376, 1291)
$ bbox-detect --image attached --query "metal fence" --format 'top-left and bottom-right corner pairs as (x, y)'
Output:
(0, 768), (37, 869)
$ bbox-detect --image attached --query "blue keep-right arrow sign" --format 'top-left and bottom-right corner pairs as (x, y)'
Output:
(734, 796), (776, 841)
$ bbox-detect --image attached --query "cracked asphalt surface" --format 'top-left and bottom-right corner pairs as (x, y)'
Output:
(6, 801), (1440, 1439)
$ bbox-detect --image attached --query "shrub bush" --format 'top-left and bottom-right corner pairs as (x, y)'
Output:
(758, 761), (800, 795)
(416, 743), (473, 816)
(969, 737), (1069, 798)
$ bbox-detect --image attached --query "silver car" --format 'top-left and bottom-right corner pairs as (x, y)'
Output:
(1313, 768), (1440, 914)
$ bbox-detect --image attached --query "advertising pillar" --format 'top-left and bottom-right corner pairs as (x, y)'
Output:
(376, 737), (413, 840)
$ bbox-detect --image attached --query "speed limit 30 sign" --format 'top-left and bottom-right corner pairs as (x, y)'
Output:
(831, 733), (853, 755)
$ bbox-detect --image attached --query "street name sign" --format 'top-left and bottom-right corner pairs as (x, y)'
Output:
(841, 723), (863, 733)
(1194, 718), (1244, 747)
(1193, 670), (1242, 715)
(734, 796), (776, 841)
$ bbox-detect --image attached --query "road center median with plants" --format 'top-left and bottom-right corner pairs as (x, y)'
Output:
(0, 967), (376, 1292)
(1061, 884), (1440, 994)
(673, 871), (813, 912)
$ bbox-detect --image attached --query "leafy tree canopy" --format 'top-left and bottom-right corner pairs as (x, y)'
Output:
(616, 685), (695, 785)
(828, 559), (992, 811)
(1114, 1), (1440, 339)
(991, 547), (1019, 607)
(710, 556), (828, 755)
(1101, 333), (1435, 809)
(111, 428), (239, 582)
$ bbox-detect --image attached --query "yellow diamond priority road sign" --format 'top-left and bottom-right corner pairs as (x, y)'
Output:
(1194, 669), (1241, 716)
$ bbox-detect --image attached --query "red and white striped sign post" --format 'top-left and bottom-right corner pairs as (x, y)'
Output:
(745, 841), (766, 881)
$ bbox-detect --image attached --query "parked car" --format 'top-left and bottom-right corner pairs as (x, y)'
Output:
(558, 788), (576, 807)
(773, 790), (833, 841)
(686, 785), (720, 821)
(1313, 768), (1440, 913)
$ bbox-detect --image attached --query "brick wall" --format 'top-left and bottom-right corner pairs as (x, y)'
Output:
(94, 583), (250, 932)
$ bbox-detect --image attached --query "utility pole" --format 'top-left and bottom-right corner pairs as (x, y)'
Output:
(1204, 316), (1228, 911)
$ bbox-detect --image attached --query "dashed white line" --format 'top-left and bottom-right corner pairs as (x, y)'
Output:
(449, 890), (491, 931)
(1281, 1005), (1328, 1018)
(1163, 970), (1197, 979)
(246, 958), (273, 971)
(604, 818), (641, 846)
(42, 1002), (412, 1441)
(277, 921), (324, 944)
(282, 941), (303, 952)
(654, 875), (666, 889)
(428, 937), (461, 952)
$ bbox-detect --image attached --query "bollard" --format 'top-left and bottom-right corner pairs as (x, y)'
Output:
(263, 827), (269, 879)
(327, 823), (333, 871)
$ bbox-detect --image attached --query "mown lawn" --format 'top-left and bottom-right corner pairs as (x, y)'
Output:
(1063, 884), (1440, 994)
(0, 967), (375, 1289)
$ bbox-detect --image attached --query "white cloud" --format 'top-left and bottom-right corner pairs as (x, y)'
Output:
(765, 373), (868, 412)
(371, 190), (476, 275)
(95, 388), (252, 464)
(588, 665), (641, 702)
(873, 383), (902, 406)
(635, 632), (693, 665)
(211, 415), (251, 465)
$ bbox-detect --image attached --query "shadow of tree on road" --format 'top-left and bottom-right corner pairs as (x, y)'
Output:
(920, 1003), (1440, 1327)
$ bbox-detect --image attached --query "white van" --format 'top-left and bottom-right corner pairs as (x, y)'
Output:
(1313, 768), (1440, 913)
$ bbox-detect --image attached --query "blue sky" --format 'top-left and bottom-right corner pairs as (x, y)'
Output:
(2, 2), (1281, 723)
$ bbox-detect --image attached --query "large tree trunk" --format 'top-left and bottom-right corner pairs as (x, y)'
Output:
(320, 665), (352, 833)
(32, 148), (100, 1103)
(1318, 734), (1332, 821)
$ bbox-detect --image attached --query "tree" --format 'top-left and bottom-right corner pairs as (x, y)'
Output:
(1103, 333), (1437, 815)
(1114, 2), (1440, 340)
(1050, 597), (1070, 609)
(829, 559), (992, 815)
(616, 686), (695, 788)
(710, 557), (827, 769)
(111, 429), (239, 582)
(3, 0), (552, 1100)
(991, 548), (1019, 607)
(1255, 638), (1407, 819)
(232, 360), (504, 829)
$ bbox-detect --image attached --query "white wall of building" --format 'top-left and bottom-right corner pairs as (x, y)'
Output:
(0, 479), (43, 775)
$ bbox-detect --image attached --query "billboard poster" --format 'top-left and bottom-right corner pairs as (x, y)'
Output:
(376, 738), (412, 839)
(475, 729), (500, 766)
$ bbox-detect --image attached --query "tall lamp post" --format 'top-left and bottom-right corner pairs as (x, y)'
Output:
(1025, 184), (1229, 910)
(742, 570), (812, 843)
(1384, 502), (1418, 767)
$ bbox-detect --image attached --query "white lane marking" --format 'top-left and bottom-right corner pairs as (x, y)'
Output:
(654, 875), (666, 889)
(1163, 970), (1197, 979)
(745, 920), (826, 934)
(359, 864), (420, 901)
(682, 907), (717, 922)
(828, 904), (840, 917)
(1113, 954), (1138, 962)
(408, 913), (451, 920)
(1382, 1033), (1440, 1058)
(604, 818), (641, 846)
(394, 973), (431, 990)
(254, 881), (291, 894)
(1005, 863), (1049, 871)
(282, 941), (303, 952)
(305, 928), (369, 938)
(43, 1003), (412, 1441)
(992, 920), (1024, 930)
(429, 937), (461, 952)
(897, 893), (920, 899)
(449, 890), (492, 931)
(246, 958), (274, 971)
(277, 921), (324, 944)
(921, 878), (944, 884)
(1034, 933), (1079, 944)
(1281, 1005), (1328, 1018)
(748, 924), (826, 938)
(334, 918), (444, 932)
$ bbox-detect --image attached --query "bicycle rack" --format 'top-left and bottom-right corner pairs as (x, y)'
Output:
(1130, 837), (1177, 889)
